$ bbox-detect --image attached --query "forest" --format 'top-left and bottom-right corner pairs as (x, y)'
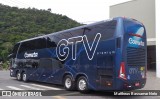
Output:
(0, 4), (81, 69)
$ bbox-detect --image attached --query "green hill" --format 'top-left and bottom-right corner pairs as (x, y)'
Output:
(0, 4), (81, 62)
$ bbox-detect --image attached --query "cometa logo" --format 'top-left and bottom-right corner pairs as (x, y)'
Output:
(128, 38), (144, 46)
(24, 52), (38, 58)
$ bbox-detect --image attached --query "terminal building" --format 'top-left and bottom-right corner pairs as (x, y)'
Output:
(110, 0), (160, 77)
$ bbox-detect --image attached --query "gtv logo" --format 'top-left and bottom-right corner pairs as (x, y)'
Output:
(56, 33), (101, 61)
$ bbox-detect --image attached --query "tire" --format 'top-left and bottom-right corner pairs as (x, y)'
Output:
(64, 75), (75, 90)
(77, 76), (88, 93)
(16, 72), (22, 81)
(22, 72), (28, 82)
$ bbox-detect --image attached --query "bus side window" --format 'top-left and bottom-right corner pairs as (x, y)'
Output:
(12, 43), (20, 57)
(100, 20), (117, 41)
(46, 37), (57, 48)
(18, 38), (47, 54)
(83, 20), (117, 42)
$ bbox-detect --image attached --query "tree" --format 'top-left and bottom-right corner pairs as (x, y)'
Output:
(1, 42), (13, 52)
(0, 3), (82, 62)
(1, 50), (9, 61)
(47, 8), (51, 12)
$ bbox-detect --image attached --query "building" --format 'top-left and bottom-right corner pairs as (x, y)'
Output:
(110, 0), (160, 77)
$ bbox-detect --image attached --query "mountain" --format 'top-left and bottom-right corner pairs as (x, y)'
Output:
(0, 4), (82, 61)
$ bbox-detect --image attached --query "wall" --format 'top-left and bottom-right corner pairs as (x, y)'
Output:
(110, 0), (155, 45)
(156, 0), (160, 78)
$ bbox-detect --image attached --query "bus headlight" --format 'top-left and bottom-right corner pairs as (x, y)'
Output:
(10, 69), (13, 73)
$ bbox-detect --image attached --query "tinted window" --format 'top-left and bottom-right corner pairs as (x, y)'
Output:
(34, 38), (46, 49)
(124, 19), (145, 38)
(19, 38), (46, 53)
(84, 20), (117, 42)
(46, 36), (57, 48)
(43, 20), (117, 46)
(46, 34), (62, 46)
(12, 43), (20, 54)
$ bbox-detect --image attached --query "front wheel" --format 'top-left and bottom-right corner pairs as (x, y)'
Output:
(77, 76), (88, 93)
(64, 75), (75, 90)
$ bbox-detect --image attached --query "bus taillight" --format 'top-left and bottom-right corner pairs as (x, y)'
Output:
(119, 62), (127, 80)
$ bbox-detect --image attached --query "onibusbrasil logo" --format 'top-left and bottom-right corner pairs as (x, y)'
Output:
(56, 33), (101, 61)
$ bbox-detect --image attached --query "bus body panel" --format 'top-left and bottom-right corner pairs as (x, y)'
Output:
(115, 18), (147, 90)
(9, 17), (147, 91)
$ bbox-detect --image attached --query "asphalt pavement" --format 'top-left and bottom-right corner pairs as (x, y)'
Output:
(0, 70), (160, 99)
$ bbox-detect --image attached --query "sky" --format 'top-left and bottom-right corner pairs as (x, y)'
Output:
(0, 0), (131, 24)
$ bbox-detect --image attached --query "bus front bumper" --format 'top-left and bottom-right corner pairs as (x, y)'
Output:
(122, 79), (146, 90)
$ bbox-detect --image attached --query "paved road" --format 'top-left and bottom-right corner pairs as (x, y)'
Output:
(0, 71), (63, 90)
(142, 70), (160, 90)
(0, 70), (160, 99)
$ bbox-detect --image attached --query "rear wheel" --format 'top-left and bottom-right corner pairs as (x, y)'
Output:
(16, 72), (22, 81)
(77, 76), (88, 93)
(64, 75), (75, 90)
(22, 72), (28, 82)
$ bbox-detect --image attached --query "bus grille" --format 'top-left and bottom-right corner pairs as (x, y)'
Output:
(127, 47), (146, 66)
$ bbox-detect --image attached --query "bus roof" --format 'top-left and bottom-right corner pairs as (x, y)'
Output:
(17, 17), (141, 43)
(17, 18), (119, 43)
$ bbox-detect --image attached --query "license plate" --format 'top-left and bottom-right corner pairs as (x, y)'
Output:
(135, 82), (140, 86)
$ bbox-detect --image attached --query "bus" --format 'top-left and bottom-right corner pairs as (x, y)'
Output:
(9, 17), (147, 92)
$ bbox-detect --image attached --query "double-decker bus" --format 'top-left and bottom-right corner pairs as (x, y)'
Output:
(9, 17), (147, 92)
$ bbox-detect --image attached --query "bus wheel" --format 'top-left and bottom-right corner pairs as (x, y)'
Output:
(16, 72), (22, 81)
(77, 76), (88, 93)
(64, 75), (75, 90)
(22, 72), (28, 82)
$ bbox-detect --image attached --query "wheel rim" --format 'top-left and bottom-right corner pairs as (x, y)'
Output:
(65, 78), (71, 88)
(17, 73), (21, 80)
(79, 79), (86, 91)
(23, 74), (26, 81)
